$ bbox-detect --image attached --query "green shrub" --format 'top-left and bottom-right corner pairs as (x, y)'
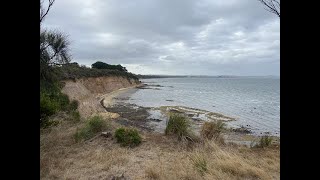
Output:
(68, 100), (79, 111)
(70, 110), (81, 122)
(74, 116), (108, 142)
(53, 64), (139, 81)
(57, 93), (70, 109)
(255, 136), (273, 148)
(88, 116), (107, 132)
(40, 92), (59, 119)
(74, 127), (92, 142)
(165, 114), (192, 140)
(40, 119), (59, 128)
(115, 128), (142, 147)
(200, 121), (226, 140)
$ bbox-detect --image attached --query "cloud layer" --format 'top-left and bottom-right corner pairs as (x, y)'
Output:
(43, 0), (280, 75)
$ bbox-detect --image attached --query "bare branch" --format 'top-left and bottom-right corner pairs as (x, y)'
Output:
(40, 0), (55, 23)
(258, 0), (280, 18)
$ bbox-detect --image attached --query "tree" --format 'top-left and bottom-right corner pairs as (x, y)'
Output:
(40, 0), (55, 24)
(40, 0), (71, 81)
(91, 61), (128, 72)
(91, 61), (110, 69)
(258, 0), (280, 18)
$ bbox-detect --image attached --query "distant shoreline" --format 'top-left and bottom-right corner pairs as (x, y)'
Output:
(137, 75), (280, 79)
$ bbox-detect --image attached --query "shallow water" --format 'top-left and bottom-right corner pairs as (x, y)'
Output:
(128, 77), (280, 136)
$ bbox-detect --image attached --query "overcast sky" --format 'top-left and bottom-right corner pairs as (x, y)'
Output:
(42, 0), (279, 76)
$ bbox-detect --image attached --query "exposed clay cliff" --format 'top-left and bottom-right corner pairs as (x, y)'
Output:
(61, 76), (140, 118)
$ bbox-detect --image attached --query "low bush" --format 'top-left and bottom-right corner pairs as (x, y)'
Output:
(115, 128), (142, 147)
(67, 100), (79, 111)
(200, 121), (226, 140)
(40, 92), (60, 120)
(254, 136), (273, 148)
(70, 110), (81, 122)
(74, 116), (108, 142)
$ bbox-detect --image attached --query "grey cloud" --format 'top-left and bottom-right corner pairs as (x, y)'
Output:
(43, 0), (279, 76)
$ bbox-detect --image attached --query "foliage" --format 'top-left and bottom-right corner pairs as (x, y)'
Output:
(115, 128), (142, 147)
(200, 121), (226, 140)
(254, 136), (273, 148)
(92, 61), (127, 72)
(53, 63), (139, 81)
(165, 114), (193, 141)
(40, 29), (71, 82)
(70, 110), (81, 122)
(74, 116), (108, 142)
(40, 81), (71, 126)
(67, 100), (79, 112)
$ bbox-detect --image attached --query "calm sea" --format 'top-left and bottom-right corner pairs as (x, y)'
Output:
(128, 77), (280, 136)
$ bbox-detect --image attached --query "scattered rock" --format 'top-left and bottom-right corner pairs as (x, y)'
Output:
(110, 173), (129, 180)
(101, 132), (112, 138)
(192, 117), (202, 121)
(169, 109), (182, 114)
(186, 113), (194, 117)
(148, 118), (162, 122)
(232, 127), (252, 134)
(148, 84), (164, 87)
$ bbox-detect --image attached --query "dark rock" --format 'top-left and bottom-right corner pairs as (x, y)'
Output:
(186, 113), (194, 117)
(101, 132), (112, 138)
(110, 173), (128, 180)
(232, 127), (252, 134)
(169, 109), (182, 114)
(149, 118), (162, 122)
(192, 117), (202, 121)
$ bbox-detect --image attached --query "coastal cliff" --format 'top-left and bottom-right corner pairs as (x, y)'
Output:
(61, 76), (140, 118)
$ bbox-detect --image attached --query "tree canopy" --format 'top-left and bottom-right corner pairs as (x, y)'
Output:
(91, 61), (128, 72)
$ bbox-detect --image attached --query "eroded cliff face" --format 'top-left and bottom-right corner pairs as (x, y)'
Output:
(61, 76), (140, 118)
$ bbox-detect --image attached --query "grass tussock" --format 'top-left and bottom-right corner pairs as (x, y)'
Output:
(115, 127), (142, 147)
(253, 135), (273, 148)
(145, 168), (160, 179)
(41, 120), (279, 180)
(165, 113), (194, 141)
(190, 151), (208, 176)
(74, 115), (109, 142)
(200, 121), (226, 140)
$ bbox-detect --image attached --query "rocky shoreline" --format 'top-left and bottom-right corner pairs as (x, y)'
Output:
(100, 84), (280, 147)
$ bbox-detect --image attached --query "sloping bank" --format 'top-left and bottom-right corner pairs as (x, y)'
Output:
(61, 76), (141, 118)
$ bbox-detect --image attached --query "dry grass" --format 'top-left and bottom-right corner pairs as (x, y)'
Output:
(200, 121), (225, 140)
(41, 115), (279, 180)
